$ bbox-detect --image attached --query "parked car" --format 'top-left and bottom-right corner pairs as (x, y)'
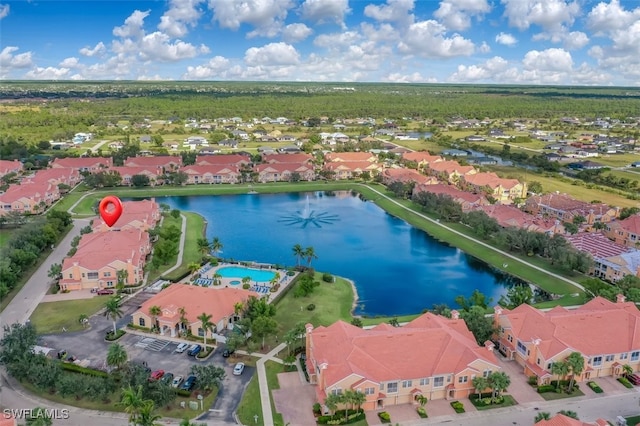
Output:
(175, 343), (189, 353)
(233, 362), (245, 376)
(171, 375), (183, 388)
(626, 373), (640, 385)
(161, 372), (174, 385)
(180, 375), (197, 391)
(149, 370), (164, 381)
(187, 344), (202, 357)
(222, 348), (235, 358)
(96, 289), (114, 295)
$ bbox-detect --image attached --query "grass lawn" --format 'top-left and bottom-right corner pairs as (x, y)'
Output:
(236, 361), (289, 426)
(29, 297), (109, 334)
(146, 213), (183, 283)
(538, 387), (585, 401)
(626, 415), (640, 426)
(163, 212), (205, 282)
(472, 395), (518, 410)
(361, 313), (422, 326)
(0, 228), (13, 248)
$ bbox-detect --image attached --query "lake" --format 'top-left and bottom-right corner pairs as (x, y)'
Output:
(157, 191), (518, 316)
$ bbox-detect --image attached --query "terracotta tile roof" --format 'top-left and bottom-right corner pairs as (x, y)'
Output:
(565, 233), (630, 259)
(401, 152), (443, 164)
(182, 164), (240, 175)
(51, 157), (112, 170)
(255, 163), (313, 173)
(325, 152), (376, 162)
(61, 228), (149, 271)
(612, 214), (640, 235)
(136, 284), (257, 325)
(0, 159), (23, 176)
(500, 297), (640, 359)
(382, 168), (435, 184)
(463, 172), (522, 190)
(262, 153), (312, 164)
(110, 166), (163, 178)
(527, 193), (614, 216)
(324, 161), (382, 172)
(0, 181), (57, 203)
(124, 156), (182, 168)
(477, 205), (559, 232)
(93, 199), (159, 230)
(195, 154), (251, 165)
(427, 160), (475, 175)
(310, 313), (499, 389)
(26, 167), (80, 185)
(535, 413), (608, 426)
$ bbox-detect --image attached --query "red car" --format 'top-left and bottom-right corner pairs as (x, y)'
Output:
(96, 289), (114, 295)
(626, 374), (640, 385)
(149, 370), (164, 381)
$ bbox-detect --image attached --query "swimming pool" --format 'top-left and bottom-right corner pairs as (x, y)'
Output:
(217, 266), (276, 283)
(229, 280), (241, 285)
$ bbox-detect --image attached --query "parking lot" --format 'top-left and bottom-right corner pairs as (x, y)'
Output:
(37, 298), (253, 423)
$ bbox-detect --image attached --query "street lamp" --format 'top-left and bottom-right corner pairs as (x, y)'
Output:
(197, 394), (203, 410)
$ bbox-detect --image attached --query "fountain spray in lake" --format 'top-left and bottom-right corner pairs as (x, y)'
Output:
(278, 195), (339, 228)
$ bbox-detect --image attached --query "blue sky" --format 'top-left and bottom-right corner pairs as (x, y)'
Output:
(1, 0), (640, 85)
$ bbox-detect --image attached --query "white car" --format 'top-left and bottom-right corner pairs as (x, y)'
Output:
(171, 375), (184, 388)
(233, 362), (245, 376)
(175, 343), (189, 353)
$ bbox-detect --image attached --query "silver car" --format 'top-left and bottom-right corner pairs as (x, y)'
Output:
(175, 343), (189, 353)
(171, 375), (183, 388)
(233, 362), (245, 376)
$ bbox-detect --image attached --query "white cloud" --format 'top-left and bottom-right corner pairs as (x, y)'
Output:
(495, 32), (517, 46)
(0, 3), (9, 20)
(587, 0), (640, 34)
(501, 0), (580, 32)
(449, 56), (509, 81)
(79, 42), (106, 57)
(59, 57), (80, 68)
(183, 56), (231, 79)
(313, 31), (361, 48)
(0, 47), (33, 69)
(158, 0), (204, 38)
(113, 10), (150, 38)
(137, 74), (167, 81)
(208, 0), (293, 38)
(385, 72), (437, 83)
(398, 20), (475, 58)
(300, 0), (351, 26)
(522, 48), (573, 72)
(24, 66), (72, 80)
(282, 23), (313, 43)
(479, 41), (491, 53)
(244, 42), (300, 66)
(562, 31), (589, 50)
(364, 0), (415, 28)
(434, 0), (491, 31)
(138, 32), (209, 62)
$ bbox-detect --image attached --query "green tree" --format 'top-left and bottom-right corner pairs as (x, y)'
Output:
(170, 209), (180, 219)
(324, 393), (341, 416)
(622, 364), (633, 377)
(528, 181), (543, 194)
(131, 174), (151, 187)
(78, 313), (89, 327)
(557, 410), (579, 419)
(189, 365), (226, 391)
(252, 316), (278, 349)
(292, 244), (304, 267)
(551, 360), (570, 390)
(119, 385), (147, 424)
(455, 289), (492, 311)
(471, 376), (489, 399)
(196, 238), (211, 256)
(117, 269), (129, 292)
(487, 371), (510, 403)
(534, 412), (551, 422)
(135, 401), (162, 426)
(47, 263), (62, 281)
(148, 305), (161, 330)
(460, 305), (496, 345)
(498, 285), (533, 309)
(415, 394), (427, 408)
(211, 237), (223, 258)
(106, 343), (128, 370)
(350, 318), (363, 328)
(188, 262), (201, 275)
(104, 296), (123, 335)
(566, 352), (585, 391)
(197, 312), (214, 352)
(25, 407), (53, 426)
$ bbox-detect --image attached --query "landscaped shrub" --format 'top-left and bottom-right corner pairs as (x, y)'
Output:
(316, 410), (365, 425)
(127, 323), (151, 332)
(587, 381), (604, 393)
(322, 273), (333, 283)
(417, 407), (428, 418)
(469, 393), (503, 407)
(105, 329), (125, 341)
(307, 303), (316, 311)
(242, 283), (250, 290)
(59, 362), (109, 378)
(175, 389), (192, 397)
(377, 411), (391, 423)
(618, 377), (634, 388)
(528, 376), (538, 386)
(450, 401), (465, 413)
(537, 385), (555, 393)
(313, 403), (322, 416)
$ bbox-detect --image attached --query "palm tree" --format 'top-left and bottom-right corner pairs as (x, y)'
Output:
(241, 276), (251, 287)
(196, 237), (211, 256)
(104, 296), (123, 335)
(197, 312), (214, 352)
(188, 262), (201, 277)
(148, 305), (161, 331)
(566, 352), (585, 391)
(25, 407), (53, 426)
(116, 269), (129, 293)
(292, 244), (304, 267)
(47, 263), (62, 281)
(212, 272), (222, 286)
(622, 364), (633, 378)
(415, 394), (427, 408)
(534, 412), (551, 422)
(78, 313), (89, 328)
(178, 307), (189, 334)
(341, 390), (356, 420)
(106, 342), (128, 370)
(487, 371), (510, 403)
(119, 385), (147, 424)
(472, 375), (489, 399)
(135, 401), (163, 426)
(304, 246), (317, 267)
(324, 393), (341, 416)
(233, 301), (244, 318)
(211, 237), (223, 258)
(551, 360), (570, 390)
(352, 390), (366, 412)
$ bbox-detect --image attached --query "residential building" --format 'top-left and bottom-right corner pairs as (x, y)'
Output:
(92, 199), (160, 232)
(425, 161), (476, 185)
(50, 156), (112, 172)
(524, 193), (619, 225)
(382, 168), (438, 186)
(323, 161), (383, 180)
(495, 296), (640, 385)
(606, 214), (640, 248)
(124, 156), (182, 171)
(59, 228), (151, 291)
(255, 163), (315, 183)
(0, 159), (23, 177)
(460, 172), (527, 204)
(262, 153), (312, 164)
(324, 152), (377, 163)
(181, 164), (240, 184)
(195, 154), (251, 167)
(306, 312), (501, 411)
(477, 205), (565, 234)
(535, 413), (608, 426)
(132, 284), (256, 338)
(0, 181), (60, 215)
(400, 152), (443, 169)
(26, 167), (81, 188)
(110, 166), (163, 186)
(565, 232), (629, 260)
(413, 184), (489, 212)
(592, 250), (640, 283)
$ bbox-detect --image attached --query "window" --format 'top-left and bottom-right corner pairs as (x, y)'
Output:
(387, 382), (398, 393)
(106, 281), (114, 287)
(593, 356), (602, 366)
(198, 328), (204, 337)
(87, 272), (99, 280)
(447, 375), (452, 383)
(621, 353), (628, 360)
(331, 388), (342, 395)
(516, 340), (527, 355)
(483, 370), (491, 378)
(104, 271), (111, 277)
(605, 355), (614, 362)
(402, 380), (412, 388)
(419, 378), (429, 386)
(547, 363), (552, 370)
(507, 335), (513, 342)
(433, 377), (444, 388)
(68, 274), (72, 279)
(82, 273), (85, 278)
(364, 387), (374, 395)
(379, 383), (384, 391)
(458, 376), (468, 383)
(631, 351), (639, 361)
(537, 358), (541, 365)
(139, 318), (145, 327)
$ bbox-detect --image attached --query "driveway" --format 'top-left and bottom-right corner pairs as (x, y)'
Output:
(272, 371), (316, 426)
(497, 357), (544, 404)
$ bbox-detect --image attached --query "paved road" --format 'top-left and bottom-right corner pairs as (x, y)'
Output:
(0, 218), (91, 337)
(90, 139), (110, 153)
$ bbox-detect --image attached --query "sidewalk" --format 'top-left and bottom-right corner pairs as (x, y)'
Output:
(256, 343), (287, 426)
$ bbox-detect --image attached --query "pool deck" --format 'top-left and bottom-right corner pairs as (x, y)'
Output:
(185, 262), (298, 302)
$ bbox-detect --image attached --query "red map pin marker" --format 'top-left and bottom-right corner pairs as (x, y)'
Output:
(99, 196), (123, 227)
